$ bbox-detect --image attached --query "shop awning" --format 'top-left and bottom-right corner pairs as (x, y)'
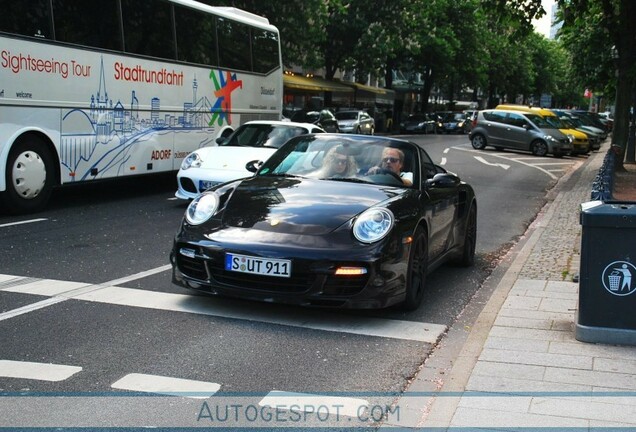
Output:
(348, 83), (395, 105)
(283, 75), (354, 93)
(348, 82), (395, 97)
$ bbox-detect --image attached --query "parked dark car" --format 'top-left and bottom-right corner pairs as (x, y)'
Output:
(441, 112), (470, 134)
(291, 109), (340, 132)
(399, 113), (437, 134)
(171, 134), (477, 310)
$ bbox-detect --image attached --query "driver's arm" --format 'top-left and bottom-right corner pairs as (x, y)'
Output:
(400, 172), (413, 186)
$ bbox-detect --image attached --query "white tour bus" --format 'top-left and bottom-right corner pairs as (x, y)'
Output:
(0, 0), (283, 214)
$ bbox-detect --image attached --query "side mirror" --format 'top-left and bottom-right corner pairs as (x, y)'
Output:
(425, 172), (460, 189)
(245, 159), (263, 173)
(216, 136), (228, 145)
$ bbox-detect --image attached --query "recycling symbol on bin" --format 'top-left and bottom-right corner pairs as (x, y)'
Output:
(602, 261), (636, 296)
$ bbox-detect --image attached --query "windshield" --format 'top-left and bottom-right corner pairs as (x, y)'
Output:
(257, 135), (419, 188)
(544, 116), (566, 128)
(224, 124), (309, 149)
(525, 113), (556, 129)
(335, 111), (359, 120)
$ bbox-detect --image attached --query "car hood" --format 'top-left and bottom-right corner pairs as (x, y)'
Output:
(220, 176), (404, 235)
(197, 146), (277, 171)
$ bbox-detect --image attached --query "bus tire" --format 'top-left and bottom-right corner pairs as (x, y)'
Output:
(2, 136), (55, 214)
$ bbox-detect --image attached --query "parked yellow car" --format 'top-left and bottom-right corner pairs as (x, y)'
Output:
(496, 105), (590, 155)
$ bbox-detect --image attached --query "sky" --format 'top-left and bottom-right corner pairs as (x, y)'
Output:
(532, 0), (556, 38)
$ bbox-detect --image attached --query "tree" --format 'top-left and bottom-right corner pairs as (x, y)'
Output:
(484, 0), (636, 166)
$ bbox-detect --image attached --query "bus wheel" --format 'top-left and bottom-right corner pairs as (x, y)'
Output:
(2, 137), (55, 214)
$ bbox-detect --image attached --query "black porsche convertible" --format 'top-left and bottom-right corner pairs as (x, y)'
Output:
(170, 134), (477, 310)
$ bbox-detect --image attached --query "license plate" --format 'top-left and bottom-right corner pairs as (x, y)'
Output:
(225, 253), (291, 278)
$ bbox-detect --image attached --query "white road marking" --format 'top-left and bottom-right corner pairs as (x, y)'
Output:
(111, 373), (221, 399)
(0, 360), (82, 381)
(440, 157), (447, 165)
(0, 218), (48, 228)
(453, 146), (563, 179)
(259, 390), (368, 418)
(0, 274), (445, 343)
(105, 265), (172, 286)
(474, 156), (510, 170)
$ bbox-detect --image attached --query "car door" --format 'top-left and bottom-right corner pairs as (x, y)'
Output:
(481, 111), (508, 145)
(500, 112), (532, 150)
(419, 148), (457, 259)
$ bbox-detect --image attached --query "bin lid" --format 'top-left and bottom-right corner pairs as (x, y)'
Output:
(580, 200), (636, 227)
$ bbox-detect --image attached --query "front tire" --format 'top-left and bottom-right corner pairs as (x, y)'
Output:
(471, 134), (487, 150)
(401, 227), (428, 311)
(457, 205), (477, 267)
(2, 136), (56, 214)
(531, 140), (548, 157)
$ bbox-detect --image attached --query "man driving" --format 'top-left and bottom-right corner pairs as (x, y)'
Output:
(367, 147), (413, 186)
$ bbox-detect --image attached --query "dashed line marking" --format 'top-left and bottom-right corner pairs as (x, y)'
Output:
(0, 360), (82, 382)
(111, 373), (221, 399)
(0, 218), (48, 228)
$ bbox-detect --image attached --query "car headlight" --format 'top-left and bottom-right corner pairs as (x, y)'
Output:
(185, 193), (219, 225)
(181, 152), (203, 170)
(353, 208), (394, 243)
(566, 134), (574, 142)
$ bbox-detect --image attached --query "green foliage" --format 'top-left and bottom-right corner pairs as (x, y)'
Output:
(199, 0), (631, 125)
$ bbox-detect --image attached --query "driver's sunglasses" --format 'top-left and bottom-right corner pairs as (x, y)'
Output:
(382, 157), (400, 164)
(335, 158), (348, 165)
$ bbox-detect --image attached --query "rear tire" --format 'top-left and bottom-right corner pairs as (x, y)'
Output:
(471, 134), (487, 150)
(401, 227), (428, 311)
(2, 136), (55, 214)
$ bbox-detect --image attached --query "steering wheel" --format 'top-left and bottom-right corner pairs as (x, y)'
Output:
(377, 168), (403, 183)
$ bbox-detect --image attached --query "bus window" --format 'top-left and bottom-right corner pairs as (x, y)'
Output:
(52, 0), (122, 51)
(121, 0), (175, 59)
(217, 18), (251, 71)
(0, 0), (52, 39)
(175, 4), (218, 66)
(252, 29), (279, 74)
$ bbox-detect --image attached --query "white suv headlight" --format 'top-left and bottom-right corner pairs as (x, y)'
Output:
(186, 193), (219, 225)
(353, 208), (394, 243)
(181, 152), (203, 170)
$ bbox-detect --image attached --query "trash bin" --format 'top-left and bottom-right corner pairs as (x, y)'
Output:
(576, 200), (636, 345)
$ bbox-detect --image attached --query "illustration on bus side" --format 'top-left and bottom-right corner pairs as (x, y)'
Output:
(60, 57), (242, 182)
(602, 261), (636, 296)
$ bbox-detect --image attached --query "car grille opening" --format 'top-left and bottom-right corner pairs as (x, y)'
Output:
(322, 274), (368, 296)
(180, 177), (197, 193)
(176, 254), (209, 280)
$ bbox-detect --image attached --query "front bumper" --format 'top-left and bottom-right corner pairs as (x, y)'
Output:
(170, 235), (409, 309)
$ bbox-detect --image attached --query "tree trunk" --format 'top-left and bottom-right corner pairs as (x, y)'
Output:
(627, 85), (636, 163)
(612, 59), (630, 170)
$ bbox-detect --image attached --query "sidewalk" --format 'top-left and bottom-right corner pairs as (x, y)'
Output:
(391, 143), (636, 429)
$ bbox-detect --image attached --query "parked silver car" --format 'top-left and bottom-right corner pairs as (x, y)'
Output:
(335, 110), (375, 134)
(469, 109), (573, 157)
